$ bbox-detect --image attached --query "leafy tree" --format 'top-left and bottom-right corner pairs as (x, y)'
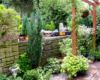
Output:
(3, 0), (34, 17)
(26, 9), (43, 68)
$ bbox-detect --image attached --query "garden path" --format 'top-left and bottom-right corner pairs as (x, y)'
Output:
(50, 62), (100, 80)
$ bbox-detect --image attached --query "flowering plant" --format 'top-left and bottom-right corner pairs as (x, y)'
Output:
(61, 55), (89, 79)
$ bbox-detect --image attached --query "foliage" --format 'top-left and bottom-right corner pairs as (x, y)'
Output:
(0, 4), (20, 36)
(39, 0), (71, 29)
(0, 74), (23, 80)
(17, 53), (32, 73)
(4, 0), (34, 17)
(89, 49), (96, 57)
(37, 67), (52, 80)
(46, 24), (51, 30)
(88, 56), (94, 59)
(23, 67), (52, 80)
(0, 74), (13, 80)
(26, 9), (43, 68)
(23, 69), (39, 80)
(61, 55), (89, 79)
(45, 58), (61, 74)
(79, 16), (93, 27)
(50, 21), (55, 31)
(18, 25), (22, 32)
(96, 49), (100, 60)
(59, 38), (72, 56)
(21, 15), (28, 35)
(96, 25), (100, 47)
(77, 26), (93, 55)
(96, 6), (100, 26)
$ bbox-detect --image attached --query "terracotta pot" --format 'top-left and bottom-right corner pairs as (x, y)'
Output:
(89, 59), (94, 63)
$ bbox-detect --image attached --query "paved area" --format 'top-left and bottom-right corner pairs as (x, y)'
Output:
(50, 62), (100, 80)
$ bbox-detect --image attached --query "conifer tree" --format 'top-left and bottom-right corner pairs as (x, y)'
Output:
(21, 15), (28, 35)
(26, 9), (43, 68)
(50, 21), (55, 31)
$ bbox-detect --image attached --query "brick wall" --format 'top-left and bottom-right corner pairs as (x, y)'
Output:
(0, 35), (70, 74)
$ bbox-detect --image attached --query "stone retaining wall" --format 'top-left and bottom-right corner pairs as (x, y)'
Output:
(0, 35), (70, 74)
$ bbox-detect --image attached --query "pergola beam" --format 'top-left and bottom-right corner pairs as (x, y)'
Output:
(93, 4), (96, 49)
(72, 7), (77, 56)
(82, 0), (94, 6)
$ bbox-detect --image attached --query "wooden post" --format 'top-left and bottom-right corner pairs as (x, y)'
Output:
(93, 4), (96, 49)
(72, 7), (77, 56)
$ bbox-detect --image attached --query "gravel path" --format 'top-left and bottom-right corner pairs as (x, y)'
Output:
(50, 73), (68, 80)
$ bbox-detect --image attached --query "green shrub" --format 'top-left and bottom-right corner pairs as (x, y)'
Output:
(21, 15), (28, 35)
(0, 74), (13, 80)
(45, 58), (61, 74)
(17, 53), (32, 73)
(59, 38), (72, 56)
(36, 67), (52, 80)
(23, 69), (39, 80)
(61, 55), (89, 79)
(46, 24), (50, 30)
(50, 21), (55, 31)
(0, 4), (20, 36)
(0, 74), (23, 80)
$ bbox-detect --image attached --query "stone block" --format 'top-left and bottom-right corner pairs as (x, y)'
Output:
(0, 60), (1, 63)
(5, 48), (12, 54)
(0, 48), (6, 53)
(4, 64), (12, 68)
(19, 50), (25, 54)
(0, 63), (4, 67)
(0, 53), (5, 59)
(6, 61), (13, 65)
(12, 39), (18, 45)
(0, 41), (5, 48)
(5, 40), (12, 46)
(5, 53), (13, 57)
(19, 46), (26, 50)
(12, 45), (18, 52)
(3, 68), (9, 73)
(5, 57), (14, 62)
(15, 55), (19, 59)
(43, 45), (53, 50)
(0, 67), (3, 73)
(2, 59), (5, 62)
(18, 42), (27, 46)
(13, 52), (19, 56)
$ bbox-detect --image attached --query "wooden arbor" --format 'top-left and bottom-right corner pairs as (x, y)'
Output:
(72, 0), (100, 55)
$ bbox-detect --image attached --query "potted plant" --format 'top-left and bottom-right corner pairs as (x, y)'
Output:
(88, 49), (96, 63)
(43, 21), (55, 37)
(61, 55), (89, 79)
(77, 56), (89, 76)
(61, 55), (79, 79)
(88, 56), (94, 63)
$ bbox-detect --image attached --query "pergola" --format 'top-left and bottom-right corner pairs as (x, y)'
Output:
(72, 0), (100, 55)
